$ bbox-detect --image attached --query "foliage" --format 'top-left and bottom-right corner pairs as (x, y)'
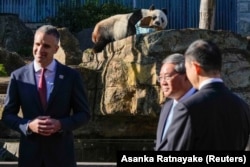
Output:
(17, 46), (33, 57)
(48, 2), (133, 33)
(0, 64), (8, 76)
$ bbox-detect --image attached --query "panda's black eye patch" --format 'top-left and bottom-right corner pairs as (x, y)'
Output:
(161, 18), (165, 23)
(152, 16), (157, 20)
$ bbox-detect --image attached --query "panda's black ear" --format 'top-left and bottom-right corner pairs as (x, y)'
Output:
(149, 4), (155, 10)
(162, 8), (167, 15)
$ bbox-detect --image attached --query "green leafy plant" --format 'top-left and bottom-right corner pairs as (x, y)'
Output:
(0, 64), (8, 76)
(48, 2), (133, 33)
(17, 46), (33, 57)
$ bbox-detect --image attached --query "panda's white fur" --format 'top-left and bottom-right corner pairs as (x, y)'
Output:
(92, 14), (134, 43)
(92, 5), (167, 53)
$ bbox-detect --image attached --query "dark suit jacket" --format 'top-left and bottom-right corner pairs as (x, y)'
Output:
(155, 100), (173, 151)
(165, 82), (250, 150)
(2, 60), (90, 167)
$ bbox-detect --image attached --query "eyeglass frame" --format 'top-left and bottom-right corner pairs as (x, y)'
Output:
(157, 72), (181, 83)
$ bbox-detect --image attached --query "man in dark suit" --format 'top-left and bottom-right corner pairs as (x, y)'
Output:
(165, 39), (250, 150)
(1, 25), (90, 167)
(155, 53), (195, 151)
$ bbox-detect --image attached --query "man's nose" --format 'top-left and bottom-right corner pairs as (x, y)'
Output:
(37, 46), (45, 52)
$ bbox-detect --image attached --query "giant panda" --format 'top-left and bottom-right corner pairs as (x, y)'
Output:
(92, 5), (167, 53)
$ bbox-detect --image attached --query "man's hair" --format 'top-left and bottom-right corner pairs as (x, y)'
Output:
(162, 53), (186, 74)
(36, 25), (60, 43)
(184, 39), (222, 72)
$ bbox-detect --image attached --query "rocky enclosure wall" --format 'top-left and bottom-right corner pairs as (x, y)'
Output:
(82, 29), (249, 115)
(76, 28), (250, 139)
(0, 27), (250, 161)
(0, 28), (250, 139)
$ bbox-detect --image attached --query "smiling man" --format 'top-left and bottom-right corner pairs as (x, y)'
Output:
(155, 53), (195, 151)
(2, 25), (90, 167)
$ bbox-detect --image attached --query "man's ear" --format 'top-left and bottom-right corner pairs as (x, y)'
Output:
(55, 45), (60, 53)
(193, 61), (202, 75)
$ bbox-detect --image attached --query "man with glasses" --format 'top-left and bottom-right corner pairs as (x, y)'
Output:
(155, 53), (196, 151)
(165, 40), (250, 150)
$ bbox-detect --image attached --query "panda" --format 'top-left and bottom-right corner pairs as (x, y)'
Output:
(91, 5), (167, 53)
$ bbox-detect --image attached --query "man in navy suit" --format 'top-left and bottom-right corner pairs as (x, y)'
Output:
(1, 25), (90, 167)
(165, 39), (250, 150)
(155, 53), (195, 151)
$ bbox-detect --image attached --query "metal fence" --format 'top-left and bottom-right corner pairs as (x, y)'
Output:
(0, 0), (237, 32)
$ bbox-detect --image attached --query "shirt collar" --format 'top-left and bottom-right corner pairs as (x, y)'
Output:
(34, 59), (56, 72)
(174, 87), (196, 104)
(199, 78), (223, 90)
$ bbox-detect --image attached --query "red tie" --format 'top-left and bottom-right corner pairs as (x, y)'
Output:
(38, 68), (47, 109)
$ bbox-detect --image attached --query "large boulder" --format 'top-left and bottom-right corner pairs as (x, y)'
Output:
(0, 13), (33, 54)
(54, 27), (82, 65)
(0, 48), (25, 75)
(76, 28), (94, 51)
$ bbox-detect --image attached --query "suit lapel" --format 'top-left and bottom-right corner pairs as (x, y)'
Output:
(26, 62), (37, 87)
(160, 101), (173, 138)
(156, 100), (173, 149)
(25, 62), (43, 111)
(156, 88), (197, 150)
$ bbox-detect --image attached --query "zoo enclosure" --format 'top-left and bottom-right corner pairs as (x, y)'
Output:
(0, 0), (237, 33)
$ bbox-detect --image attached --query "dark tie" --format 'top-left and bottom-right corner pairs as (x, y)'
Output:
(38, 68), (47, 109)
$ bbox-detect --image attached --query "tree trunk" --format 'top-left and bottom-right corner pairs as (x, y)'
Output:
(199, 0), (216, 30)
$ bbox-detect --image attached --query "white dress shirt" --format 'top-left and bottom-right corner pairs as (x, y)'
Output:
(34, 60), (56, 101)
(199, 78), (223, 90)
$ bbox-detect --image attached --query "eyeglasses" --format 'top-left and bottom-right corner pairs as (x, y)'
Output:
(157, 73), (179, 82)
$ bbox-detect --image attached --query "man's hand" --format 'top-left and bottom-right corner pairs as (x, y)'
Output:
(28, 116), (62, 136)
